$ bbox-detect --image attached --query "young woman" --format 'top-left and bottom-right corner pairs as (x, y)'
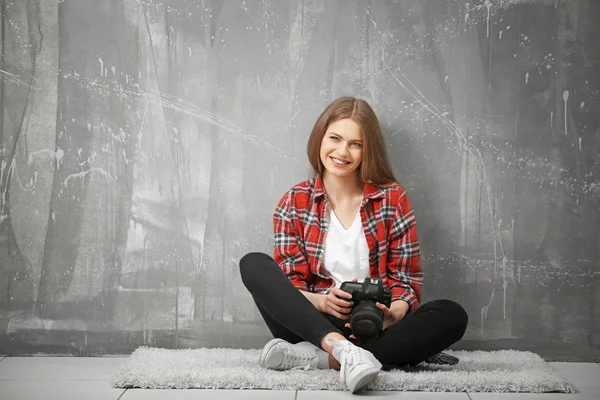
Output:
(239, 97), (468, 393)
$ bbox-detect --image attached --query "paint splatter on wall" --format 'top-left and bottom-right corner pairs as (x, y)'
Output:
(0, 0), (598, 354)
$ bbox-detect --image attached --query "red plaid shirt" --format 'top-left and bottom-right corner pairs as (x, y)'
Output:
(273, 175), (423, 311)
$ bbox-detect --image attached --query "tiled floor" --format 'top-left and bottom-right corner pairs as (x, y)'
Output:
(0, 356), (598, 399)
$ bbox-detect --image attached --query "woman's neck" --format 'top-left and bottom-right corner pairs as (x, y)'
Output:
(322, 172), (363, 205)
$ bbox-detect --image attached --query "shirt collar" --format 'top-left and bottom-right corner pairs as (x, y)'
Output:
(313, 174), (386, 203)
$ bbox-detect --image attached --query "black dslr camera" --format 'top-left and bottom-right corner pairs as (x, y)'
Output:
(339, 277), (392, 342)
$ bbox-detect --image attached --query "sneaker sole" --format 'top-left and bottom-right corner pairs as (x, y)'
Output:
(259, 338), (286, 369)
(349, 365), (381, 393)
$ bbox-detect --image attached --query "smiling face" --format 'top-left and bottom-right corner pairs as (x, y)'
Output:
(307, 97), (397, 187)
(319, 118), (364, 179)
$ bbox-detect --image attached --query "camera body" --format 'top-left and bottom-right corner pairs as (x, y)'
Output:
(339, 277), (392, 342)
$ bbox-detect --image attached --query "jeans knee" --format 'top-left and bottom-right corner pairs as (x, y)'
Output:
(449, 300), (469, 333)
(435, 299), (469, 333)
(239, 252), (270, 287)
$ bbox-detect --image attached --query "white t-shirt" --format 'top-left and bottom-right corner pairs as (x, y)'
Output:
(323, 205), (370, 287)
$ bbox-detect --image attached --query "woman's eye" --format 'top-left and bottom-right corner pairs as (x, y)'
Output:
(352, 143), (362, 148)
(329, 136), (339, 141)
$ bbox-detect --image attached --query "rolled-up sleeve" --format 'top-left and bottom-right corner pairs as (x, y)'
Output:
(273, 192), (312, 291)
(386, 189), (423, 312)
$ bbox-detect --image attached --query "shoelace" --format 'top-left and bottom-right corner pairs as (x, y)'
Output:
(280, 348), (317, 370)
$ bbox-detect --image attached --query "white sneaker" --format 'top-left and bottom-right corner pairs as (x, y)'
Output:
(326, 337), (382, 393)
(259, 338), (319, 370)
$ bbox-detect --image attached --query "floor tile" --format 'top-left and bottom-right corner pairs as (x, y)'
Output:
(469, 394), (596, 400)
(120, 389), (296, 399)
(548, 362), (600, 397)
(297, 391), (469, 399)
(0, 380), (125, 400)
(468, 363), (600, 400)
(0, 357), (128, 381)
(549, 363), (600, 386)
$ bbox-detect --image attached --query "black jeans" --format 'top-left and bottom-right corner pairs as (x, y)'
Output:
(239, 252), (468, 368)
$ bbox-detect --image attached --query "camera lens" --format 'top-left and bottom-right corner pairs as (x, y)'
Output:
(352, 319), (379, 342)
(349, 301), (384, 342)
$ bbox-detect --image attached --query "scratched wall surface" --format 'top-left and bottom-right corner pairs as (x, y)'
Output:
(0, 0), (598, 356)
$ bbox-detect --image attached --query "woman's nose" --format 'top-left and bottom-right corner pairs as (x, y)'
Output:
(337, 143), (350, 155)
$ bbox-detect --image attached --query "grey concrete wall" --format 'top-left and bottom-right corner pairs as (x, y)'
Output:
(0, 0), (598, 357)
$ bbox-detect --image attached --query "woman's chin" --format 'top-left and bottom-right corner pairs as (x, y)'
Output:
(324, 167), (357, 178)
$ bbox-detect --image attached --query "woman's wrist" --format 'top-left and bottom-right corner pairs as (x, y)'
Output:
(390, 300), (410, 320)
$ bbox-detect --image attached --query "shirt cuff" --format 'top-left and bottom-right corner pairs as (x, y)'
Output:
(289, 276), (309, 291)
(391, 288), (419, 312)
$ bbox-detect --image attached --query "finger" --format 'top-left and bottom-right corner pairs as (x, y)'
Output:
(326, 300), (351, 318)
(337, 307), (353, 317)
(343, 323), (356, 339)
(330, 309), (349, 320)
(351, 279), (358, 282)
(376, 303), (394, 317)
(330, 299), (352, 313)
(331, 291), (353, 303)
(331, 291), (353, 306)
(331, 287), (353, 300)
(332, 297), (353, 309)
(329, 302), (351, 316)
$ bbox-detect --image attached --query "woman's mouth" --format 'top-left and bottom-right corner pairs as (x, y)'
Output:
(330, 156), (350, 166)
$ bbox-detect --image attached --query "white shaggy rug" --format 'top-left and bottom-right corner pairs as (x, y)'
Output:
(111, 346), (575, 393)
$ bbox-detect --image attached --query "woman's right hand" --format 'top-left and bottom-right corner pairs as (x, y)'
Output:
(319, 287), (354, 319)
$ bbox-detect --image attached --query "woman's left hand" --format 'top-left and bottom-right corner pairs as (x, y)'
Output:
(376, 301), (406, 330)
